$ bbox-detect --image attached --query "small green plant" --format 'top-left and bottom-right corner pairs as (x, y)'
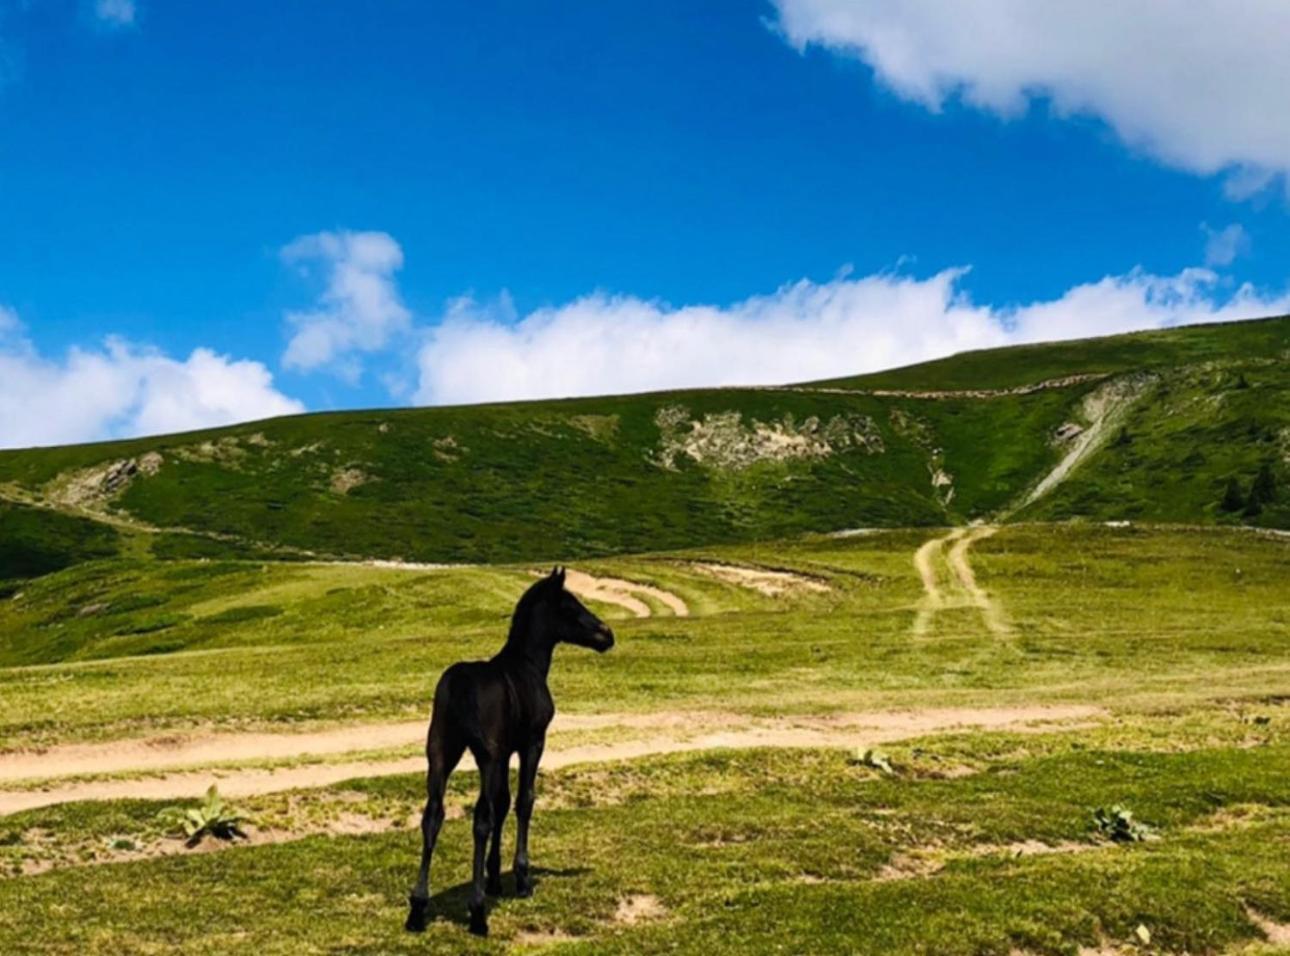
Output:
(850, 748), (895, 775)
(158, 786), (248, 847)
(1092, 805), (1152, 843)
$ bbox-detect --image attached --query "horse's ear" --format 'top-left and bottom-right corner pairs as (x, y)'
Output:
(555, 566), (566, 587)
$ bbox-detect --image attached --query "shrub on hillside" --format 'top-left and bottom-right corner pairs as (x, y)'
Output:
(1251, 462), (1277, 504)
(1220, 478), (1245, 513)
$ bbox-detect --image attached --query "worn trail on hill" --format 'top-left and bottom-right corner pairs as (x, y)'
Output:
(0, 705), (1099, 814)
(912, 526), (1010, 637)
(560, 569), (689, 618)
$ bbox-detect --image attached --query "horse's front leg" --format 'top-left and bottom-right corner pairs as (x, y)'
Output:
(513, 738), (545, 898)
(469, 756), (506, 936)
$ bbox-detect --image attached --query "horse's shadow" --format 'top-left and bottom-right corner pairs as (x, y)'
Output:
(424, 866), (591, 929)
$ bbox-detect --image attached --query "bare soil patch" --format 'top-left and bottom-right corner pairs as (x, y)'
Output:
(690, 562), (830, 597)
(559, 569), (689, 618)
(875, 851), (944, 882)
(513, 929), (583, 948)
(613, 894), (667, 925)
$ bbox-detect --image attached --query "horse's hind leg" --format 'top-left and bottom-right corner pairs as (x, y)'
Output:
(406, 723), (463, 933)
(468, 754), (505, 936)
(485, 759), (511, 897)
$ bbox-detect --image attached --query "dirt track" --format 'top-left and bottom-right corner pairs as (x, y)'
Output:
(912, 526), (1009, 637)
(946, 526), (1010, 635)
(559, 569), (689, 618)
(0, 705), (1100, 814)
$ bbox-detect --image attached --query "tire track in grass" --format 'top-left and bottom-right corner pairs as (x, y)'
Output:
(946, 526), (1010, 636)
(911, 526), (1009, 637)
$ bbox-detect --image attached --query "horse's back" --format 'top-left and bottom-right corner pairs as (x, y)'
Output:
(431, 659), (549, 758)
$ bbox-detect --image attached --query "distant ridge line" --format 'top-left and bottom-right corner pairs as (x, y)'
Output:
(763, 372), (1108, 401)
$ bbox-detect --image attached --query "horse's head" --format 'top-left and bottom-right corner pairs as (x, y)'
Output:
(535, 566), (615, 653)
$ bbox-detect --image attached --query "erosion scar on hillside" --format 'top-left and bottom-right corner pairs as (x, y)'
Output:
(912, 526), (1010, 637)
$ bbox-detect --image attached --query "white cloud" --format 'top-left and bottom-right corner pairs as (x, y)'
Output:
(1202, 223), (1250, 268)
(94, 0), (136, 27)
(413, 266), (1290, 406)
(771, 1), (1290, 190)
(0, 314), (303, 449)
(281, 230), (411, 378)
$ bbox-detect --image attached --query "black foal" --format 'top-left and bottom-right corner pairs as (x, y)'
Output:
(405, 566), (615, 937)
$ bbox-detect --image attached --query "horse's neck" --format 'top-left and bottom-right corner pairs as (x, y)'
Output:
(497, 622), (554, 680)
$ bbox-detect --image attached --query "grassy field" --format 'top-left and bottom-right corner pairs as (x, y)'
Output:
(1, 321), (1288, 953)
(2, 736), (1287, 954)
(0, 524), (1285, 748)
(0, 522), (1286, 953)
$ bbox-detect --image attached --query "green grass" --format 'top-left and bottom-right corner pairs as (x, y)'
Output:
(0, 501), (120, 587)
(820, 313), (1290, 390)
(1, 316), (1284, 567)
(0, 524), (1285, 749)
(0, 387), (1079, 563)
(2, 319), (1289, 952)
(0, 522), (1285, 952)
(1, 739), (1286, 953)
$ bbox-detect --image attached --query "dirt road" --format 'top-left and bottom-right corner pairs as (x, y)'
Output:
(912, 525), (1009, 637)
(0, 705), (1099, 814)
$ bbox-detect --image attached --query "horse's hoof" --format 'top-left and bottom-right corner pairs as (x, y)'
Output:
(468, 905), (489, 937)
(515, 883), (534, 899)
(405, 895), (430, 933)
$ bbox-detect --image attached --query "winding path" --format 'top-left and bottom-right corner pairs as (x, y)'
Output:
(0, 705), (1097, 815)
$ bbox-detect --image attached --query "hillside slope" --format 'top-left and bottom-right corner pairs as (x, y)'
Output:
(821, 314), (1290, 390)
(0, 316), (1285, 568)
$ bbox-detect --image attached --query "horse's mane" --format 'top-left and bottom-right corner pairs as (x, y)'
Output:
(508, 575), (556, 640)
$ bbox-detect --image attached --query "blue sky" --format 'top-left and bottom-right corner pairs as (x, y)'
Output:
(2, 0), (1289, 446)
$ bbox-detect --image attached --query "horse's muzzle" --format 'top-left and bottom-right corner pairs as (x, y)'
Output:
(595, 625), (615, 652)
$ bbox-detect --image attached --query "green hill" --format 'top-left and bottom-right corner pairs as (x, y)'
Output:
(0, 316), (1285, 572)
(821, 314), (1290, 390)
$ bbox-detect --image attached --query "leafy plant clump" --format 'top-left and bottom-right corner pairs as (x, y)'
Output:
(1092, 804), (1153, 843)
(850, 748), (896, 775)
(158, 786), (248, 847)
